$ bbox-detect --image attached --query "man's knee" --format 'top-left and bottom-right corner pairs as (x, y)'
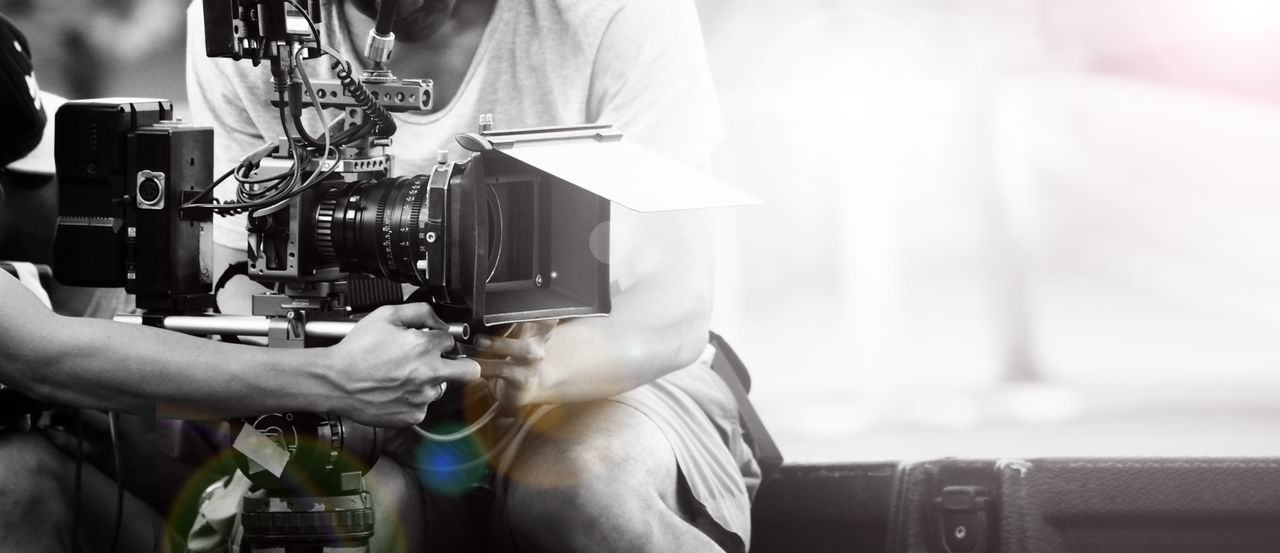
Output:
(365, 456), (426, 552)
(503, 402), (680, 541)
(0, 433), (73, 532)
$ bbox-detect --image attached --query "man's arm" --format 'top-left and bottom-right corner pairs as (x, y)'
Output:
(478, 235), (712, 406)
(478, 0), (721, 406)
(0, 271), (479, 426)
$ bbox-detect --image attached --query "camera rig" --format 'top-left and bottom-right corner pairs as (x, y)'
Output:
(51, 0), (756, 551)
(56, 1), (627, 329)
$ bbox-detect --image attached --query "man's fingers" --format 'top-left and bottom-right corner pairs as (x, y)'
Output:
(472, 334), (539, 359)
(422, 380), (450, 403)
(417, 328), (458, 352)
(531, 319), (558, 334)
(473, 332), (517, 358)
(489, 379), (522, 413)
(434, 357), (482, 382)
(475, 357), (525, 379)
(382, 302), (447, 330)
(501, 319), (558, 339)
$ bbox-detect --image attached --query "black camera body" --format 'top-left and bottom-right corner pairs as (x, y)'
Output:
(50, 97), (613, 328)
(239, 134), (612, 327)
(53, 99), (215, 312)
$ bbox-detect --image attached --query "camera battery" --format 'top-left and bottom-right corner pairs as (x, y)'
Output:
(127, 121), (215, 304)
(53, 99), (171, 287)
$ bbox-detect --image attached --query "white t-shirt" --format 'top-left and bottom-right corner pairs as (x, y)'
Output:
(184, 0), (723, 291)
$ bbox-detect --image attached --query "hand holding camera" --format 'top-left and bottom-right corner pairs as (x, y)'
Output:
(326, 302), (481, 428)
(473, 319), (559, 409)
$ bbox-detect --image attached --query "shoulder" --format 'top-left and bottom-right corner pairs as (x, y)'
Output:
(509, 0), (627, 24)
(500, 0), (703, 57)
(501, 0), (624, 49)
(508, 0), (700, 31)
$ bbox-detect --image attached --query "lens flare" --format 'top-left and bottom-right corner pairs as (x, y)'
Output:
(414, 422), (489, 496)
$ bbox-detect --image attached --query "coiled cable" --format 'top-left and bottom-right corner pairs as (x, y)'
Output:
(330, 52), (397, 137)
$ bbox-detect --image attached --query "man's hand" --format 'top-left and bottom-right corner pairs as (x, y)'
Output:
(325, 303), (481, 427)
(472, 320), (559, 408)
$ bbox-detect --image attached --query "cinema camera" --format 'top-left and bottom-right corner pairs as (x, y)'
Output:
(51, 0), (754, 551)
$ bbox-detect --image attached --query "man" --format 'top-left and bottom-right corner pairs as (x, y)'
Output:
(0, 13), (481, 551)
(187, 0), (759, 551)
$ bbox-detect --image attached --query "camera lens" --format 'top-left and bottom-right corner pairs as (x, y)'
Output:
(318, 174), (433, 284)
(315, 166), (499, 292)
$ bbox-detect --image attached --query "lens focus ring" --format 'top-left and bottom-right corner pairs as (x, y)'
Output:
(325, 175), (432, 284)
(316, 199), (337, 261)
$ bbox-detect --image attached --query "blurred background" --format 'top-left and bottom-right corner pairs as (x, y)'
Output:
(6, 0), (1280, 462)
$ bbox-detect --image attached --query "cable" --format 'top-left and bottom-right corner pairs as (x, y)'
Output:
(329, 49), (396, 136)
(234, 161), (295, 185)
(214, 261), (250, 299)
(275, 88), (305, 192)
(414, 401), (501, 442)
(291, 47), (341, 152)
(249, 148), (340, 217)
(181, 166), (236, 208)
(411, 403), (515, 473)
(240, 47), (371, 218)
(292, 47), (379, 147)
(411, 397), (534, 474)
(289, 48), (332, 149)
(218, 90), (307, 216)
(183, 119), (303, 216)
(107, 412), (124, 553)
(212, 261), (250, 343)
(285, 3), (375, 150)
(182, 143), (278, 214)
(286, 0), (323, 50)
(374, 0), (400, 37)
(417, 325), (564, 471)
(71, 411), (83, 553)
(186, 6), (388, 218)
(248, 141), (341, 217)
(414, 323), (540, 445)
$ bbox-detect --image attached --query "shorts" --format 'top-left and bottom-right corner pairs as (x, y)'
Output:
(485, 343), (761, 552)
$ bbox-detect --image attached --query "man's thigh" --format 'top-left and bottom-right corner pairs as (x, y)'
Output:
(501, 400), (682, 508)
(493, 400), (703, 551)
(0, 432), (75, 551)
(365, 455), (427, 553)
(373, 401), (691, 553)
(375, 399), (748, 552)
(0, 432), (163, 553)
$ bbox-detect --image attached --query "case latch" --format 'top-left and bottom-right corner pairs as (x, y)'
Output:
(933, 485), (991, 553)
